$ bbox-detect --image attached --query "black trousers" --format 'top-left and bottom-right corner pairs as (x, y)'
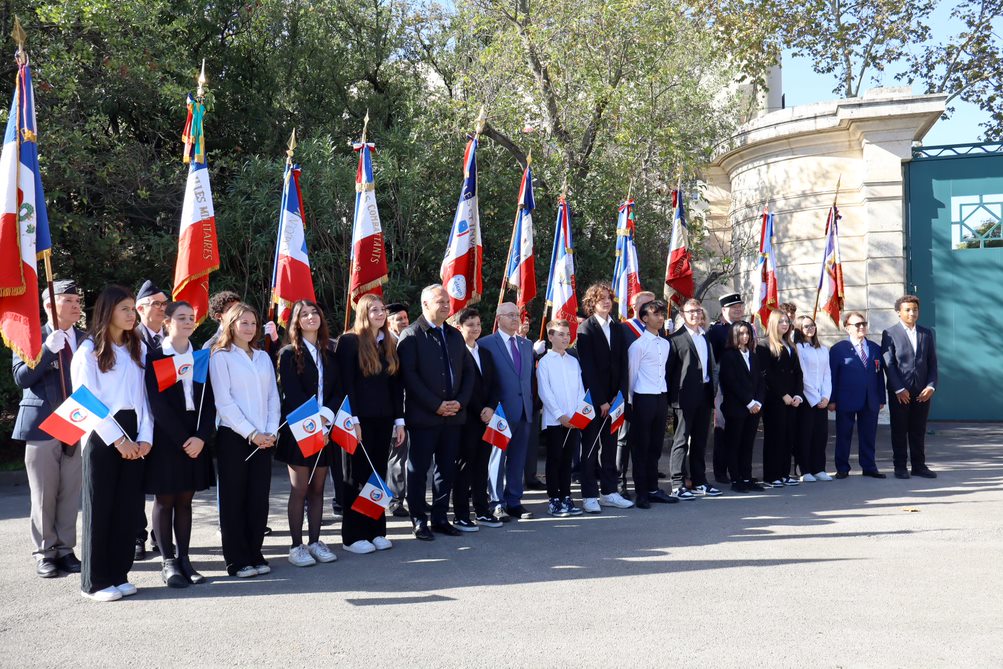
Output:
(888, 394), (931, 471)
(216, 427), (272, 574)
(580, 404), (618, 497)
(762, 401), (797, 482)
(406, 424), (461, 525)
(629, 393), (668, 502)
(724, 409), (760, 483)
(81, 411), (144, 594)
(545, 425), (580, 499)
(670, 384), (714, 487)
(342, 417), (391, 544)
(453, 418), (492, 520)
(796, 404), (829, 475)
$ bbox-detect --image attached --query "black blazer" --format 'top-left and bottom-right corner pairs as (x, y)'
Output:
(757, 342), (803, 406)
(576, 315), (628, 407)
(467, 345), (500, 416)
(707, 320), (733, 362)
(276, 342), (343, 417)
(334, 333), (403, 421)
(718, 348), (765, 416)
(11, 325), (88, 441)
(144, 348), (216, 446)
(881, 323), (937, 395)
(667, 328), (716, 409)
(397, 316), (475, 428)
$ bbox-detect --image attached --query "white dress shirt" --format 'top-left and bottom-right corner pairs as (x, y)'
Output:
(71, 339), (153, 446)
(797, 342), (832, 407)
(303, 339), (323, 402)
(685, 325), (710, 383)
(740, 349), (762, 410)
(210, 346), (280, 439)
(593, 313), (612, 346)
(537, 350), (586, 428)
(900, 321), (918, 353)
(162, 339), (197, 411)
(466, 343), (482, 373)
(627, 330), (670, 400)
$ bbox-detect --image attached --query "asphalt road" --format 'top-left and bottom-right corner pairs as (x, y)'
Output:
(1, 423), (1001, 668)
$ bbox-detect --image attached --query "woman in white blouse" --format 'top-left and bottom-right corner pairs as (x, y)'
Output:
(794, 316), (834, 482)
(210, 303), (280, 578)
(71, 285), (153, 603)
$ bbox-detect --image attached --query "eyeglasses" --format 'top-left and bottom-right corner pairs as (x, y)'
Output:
(683, 309), (702, 315)
(498, 313), (520, 320)
(848, 321), (868, 328)
(145, 300), (168, 309)
(803, 324), (816, 329)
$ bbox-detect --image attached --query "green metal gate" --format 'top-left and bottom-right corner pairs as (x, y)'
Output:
(905, 143), (1003, 421)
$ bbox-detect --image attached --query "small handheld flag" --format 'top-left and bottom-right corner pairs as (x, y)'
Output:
(330, 396), (358, 454)
(351, 471), (392, 519)
(152, 349), (209, 392)
(39, 386), (111, 445)
(608, 391), (626, 434)
(568, 390), (595, 430)
(287, 397), (325, 458)
(482, 403), (512, 450)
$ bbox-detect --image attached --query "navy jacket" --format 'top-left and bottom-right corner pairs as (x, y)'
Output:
(829, 338), (885, 413)
(478, 331), (534, 423)
(11, 325), (87, 442)
(881, 323), (937, 397)
(398, 317), (475, 428)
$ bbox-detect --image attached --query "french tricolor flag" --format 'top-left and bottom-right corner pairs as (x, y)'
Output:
(568, 390), (595, 430)
(270, 162), (317, 327)
(612, 199), (642, 321)
(152, 349), (209, 392)
(348, 139), (389, 306)
(440, 132), (483, 316)
(544, 195), (579, 341)
(608, 391), (626, 434)
(504, 162), (536, 311)
(330, 396), (358, 455)
(482, 403), (512, 450)
(664, 186), (694, 306)
(288, 396), (325, 458)
(39, 386), (111, 445)
(351, 471), (392, 520)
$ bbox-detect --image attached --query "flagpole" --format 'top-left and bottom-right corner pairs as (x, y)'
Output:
(497, 152), (531, 321)
(584, 414), (610, 462)
(307, 449), (323, 485)
(267, 129), (298, 350)
(344, 112), (371, 334)
(813, 175), (842, 322)
(355, 439), (392, 498)
(245, 421), (286, 462)
(195, 381), (206, 434)
(539, 177), (569, 342)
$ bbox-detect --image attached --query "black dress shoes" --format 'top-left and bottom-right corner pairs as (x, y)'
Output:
(649, 489), (679, 504)
(834, 471), (849, 479)
(134, 539), (147, 561)
(863, 470), (887, 479)
(505, 505), (533, 519)
(894, 468), (911, 479)
(525, 477), (547, 491)
(36, 558), (59, 578)
(178, 556), (206, 585)
(162, 559), (189, 588)
(430, 522), (463, 537)
(634, 498), (651, 509)
(413, 521), (435, 541)
(731, 482), (750, 493)
(912, 468), (937, 478)
(57, 552), (81, 573)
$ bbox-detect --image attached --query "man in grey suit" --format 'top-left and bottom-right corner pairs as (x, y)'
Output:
(881, 295), (938, 479)
(11, 280), (86, 578)
(479, 302), (535, 519)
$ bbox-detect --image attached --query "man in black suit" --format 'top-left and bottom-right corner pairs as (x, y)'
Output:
(707, 293), (744, 484)
(881, 295), (938, 479)
(11, 280), (86, 578)
(668, 299), (720, 499)
(397, 284), (475, 540)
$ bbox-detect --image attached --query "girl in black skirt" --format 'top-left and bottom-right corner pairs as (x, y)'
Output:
(275, 300), (341, 567)
(336, 294), (405, 555)
(718, 321), (765, 492)
(70, 285), (152, 602)
(757, 310), (805, 488)
(144, 301), (215, 587)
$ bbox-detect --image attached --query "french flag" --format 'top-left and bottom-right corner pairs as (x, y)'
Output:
(39, 386), (111, 445)
(351, 471), (392, 520)
(544, 195), (579, 341)
(440, 133), (483, 316)
(271, 163), (317, 327)
(752, 208), (780, 326)
(612, 199), (642, 321)
(817, 203), (845, 327)
(152, 349), (209, 392)
(504, 162), (536, 311)
(348, 140), (389, 306)
(608, 391), (626, 434)
(288, 397), (326, 458)
(568, 390), (595, 430)
(330, 396), (358, 455)
(664, 187), (694, 305)
(482, 403), (512, 450)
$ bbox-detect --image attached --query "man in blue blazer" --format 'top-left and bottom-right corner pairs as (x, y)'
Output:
(829, 311), (886, 478)
(479, 302), (535, 519)
(881, 295), (938, 479)
(11, 280), (86, 578)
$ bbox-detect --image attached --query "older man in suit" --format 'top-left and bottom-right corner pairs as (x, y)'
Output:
(397, 285), (475, 540)
(479, 302), (535, 519)
(12, 280), (86, 577)
(881, 295), (938, 479)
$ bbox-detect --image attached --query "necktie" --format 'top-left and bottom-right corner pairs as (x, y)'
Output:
(858, 341), (868, 366)
(510, 336), (523, 377)
(436, 327), (454, 396)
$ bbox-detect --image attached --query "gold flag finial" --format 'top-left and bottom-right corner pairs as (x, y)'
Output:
(361, 109), (370, 144)
(196, 59), (207, 98)
(13, 17), (27, 62)
(561, 176), (568, 199)
(475, 106), (487, 135)
(286, 129), (297, 163)
(526, 150), (532, 167)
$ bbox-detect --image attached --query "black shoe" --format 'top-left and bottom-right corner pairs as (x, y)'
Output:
(745, 480), (766, 491)
(912, 468), (937, 479)
(525, 477), (547, 491)
(430, 522), (463, 536)
(150, 535), (159, 556)
(894, 468), (911, 479)
(36, 558), (59, 578)
(649, 489), (679, 504)
(617, 487), (634, 501)
(731, 482), (750, 493)
(413, 521), (434, 541)
(715, 474), (732, 485)
(134, 540), (147, 562)
(634, 498), (651, 509)
(453, 518), (479, 532)
(389, 499), (410, 518)
(657, 471), (667, 479)
(475, 513), (504, 528)
(835, 471), (849, 479)
(57, 552), (81, 573)
(161, 559), (189, 588)
(178, 556), (206, 585)
(263, 526), (272, 536)
(505, 505), (533, 519)
(863, 470), (887, 479)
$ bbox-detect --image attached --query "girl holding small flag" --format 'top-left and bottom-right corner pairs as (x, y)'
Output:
(144, 301), (215, 587)
(335, 294), (405, 554)
(210, 303), (280, 578)
(275, 300), (341, 567)
(70, 285), (153, 602)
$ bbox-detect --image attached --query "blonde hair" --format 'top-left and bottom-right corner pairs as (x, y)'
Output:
(765, 309), (795, 358)
(353, 294), (399, 377)
(213, 302), (260, 353)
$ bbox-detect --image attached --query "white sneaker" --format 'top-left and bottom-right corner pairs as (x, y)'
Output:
(801, 473), (817, 482)
(599, 492), (634, 509)
(815, 471), (833, 481)
(114, 582), (138, 597)
(81, 586), (122, 602)
(235, 566), (257, 578)
(769, 479), (785, 488)
(693, 484), (723, 497)
(582, 498), (602, 514)
(253, 563), (271, 575)
(288, 544), (317, 567)
(372, 536), (393, 551)
(344, 540), (376, 555)
(307, 541), (338, 563)
(673, 487), (696, 500)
